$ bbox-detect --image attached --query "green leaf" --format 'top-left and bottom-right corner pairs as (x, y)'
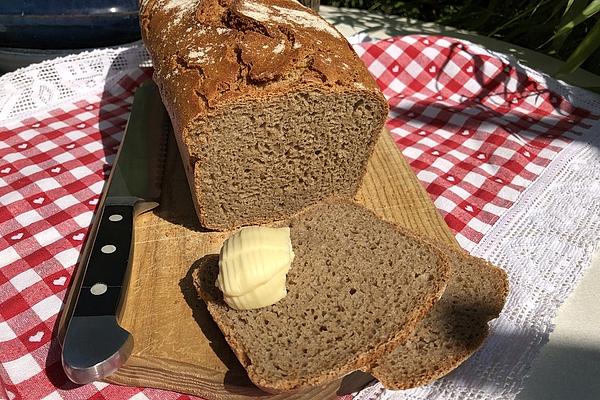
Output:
(554, 0), (600, 38)
(556, 17), (600, 76)
(489, 0), (554, 36)
(563, 0), (576, 16)
(548, 0), (600, 51)
(564, 0), (592, 18)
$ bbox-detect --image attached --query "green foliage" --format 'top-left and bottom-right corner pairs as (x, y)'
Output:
(557, 17), (600, 76)
(323, 0), (600, 76)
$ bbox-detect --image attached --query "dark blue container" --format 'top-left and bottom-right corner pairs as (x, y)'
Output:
(0, 0), (141, 72)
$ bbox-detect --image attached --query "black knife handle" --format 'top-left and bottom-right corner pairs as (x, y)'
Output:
(74, 203), (134, 317)
(62, 199), (158, 383)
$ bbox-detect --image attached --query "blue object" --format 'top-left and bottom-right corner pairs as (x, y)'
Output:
(0, 0), (140, 49)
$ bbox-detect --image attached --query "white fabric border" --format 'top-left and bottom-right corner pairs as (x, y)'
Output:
(1, 35), (600, 400)
(355, 99), (600, 400)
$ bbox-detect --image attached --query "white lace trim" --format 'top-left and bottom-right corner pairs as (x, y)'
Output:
(0, 42), (150, 124)
(355, 111), (600, 400)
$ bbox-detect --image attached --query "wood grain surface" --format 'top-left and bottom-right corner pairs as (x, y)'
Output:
(104, 128), (457, 399)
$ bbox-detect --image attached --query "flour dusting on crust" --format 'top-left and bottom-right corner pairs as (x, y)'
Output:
(240, 0), (341, 37)
(161, 0), (201, 25)
(189, 48), (210, 63)
(273, 41), (286, 53)
(239, 1), (272, 21)
(271, 5), (340, 37)
(162, 0), (200, 11)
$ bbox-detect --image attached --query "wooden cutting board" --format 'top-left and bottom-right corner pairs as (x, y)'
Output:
(104, 127), (459, 399)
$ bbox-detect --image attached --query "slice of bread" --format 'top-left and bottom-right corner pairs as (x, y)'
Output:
(368, 248), (509, 389)
(194, 200), (450, 392)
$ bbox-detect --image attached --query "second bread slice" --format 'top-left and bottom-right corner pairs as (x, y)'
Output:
(194, 200), (450, 392)
(368, 248), (509, 389)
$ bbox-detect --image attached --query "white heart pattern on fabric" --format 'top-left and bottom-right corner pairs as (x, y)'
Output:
(51, 167), (61, 173)
(85, 105), (94, 111)
(418, 130), (427, 136)
(423, 39), (430, 45)
(66, 144), (75, 149)
(466, 65), (474, 73)
(1, 167), (11, 174)
(447, 176), (456, 182)
(477, 153), (486, 160)
(431, 150), (440, 156)
(32, 122), (41, 128)
(392, 65), (400, 73)
(72, 233), (84, 241)
(88, 198), (99, 205)
(523, 151), (531, 158)
(429, 66), (436, 73)
(29, 331), (44, 342)
(465, 204), (474, 212)
(32, 197), (44, 205)
(76, 123), (86, 129)
(495, 178), (504, 183)
(17, 143), (27, 149)
(53, 276), (67, 286)
(11, 232), (23, 240)
(462, 130), (470, 136)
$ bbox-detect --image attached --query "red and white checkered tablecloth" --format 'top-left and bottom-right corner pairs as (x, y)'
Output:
(0, 35), (598, 400)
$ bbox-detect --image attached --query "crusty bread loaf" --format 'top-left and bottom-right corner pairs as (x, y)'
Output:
(194, 200), (450, 392)
(368, 248), (509, 389)
(140, 0), (389, 230)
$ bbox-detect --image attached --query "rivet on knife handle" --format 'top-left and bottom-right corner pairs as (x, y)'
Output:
(60, 81), (169, 384)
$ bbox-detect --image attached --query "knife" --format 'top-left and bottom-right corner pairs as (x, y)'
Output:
(59, 80), (169, 384)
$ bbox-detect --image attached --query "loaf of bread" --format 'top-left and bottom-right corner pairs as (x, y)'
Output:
(194, 200), (450, 392)
(140, 0), (389, 230)
(368, 248), (509, 389)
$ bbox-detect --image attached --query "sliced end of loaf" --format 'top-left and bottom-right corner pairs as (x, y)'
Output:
(369, 248), (509, 389)
(188, 91), (387, 230)
(194, 199), (450, 392)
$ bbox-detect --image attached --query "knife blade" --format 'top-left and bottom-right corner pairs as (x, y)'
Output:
(59, 80), (169, 384)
